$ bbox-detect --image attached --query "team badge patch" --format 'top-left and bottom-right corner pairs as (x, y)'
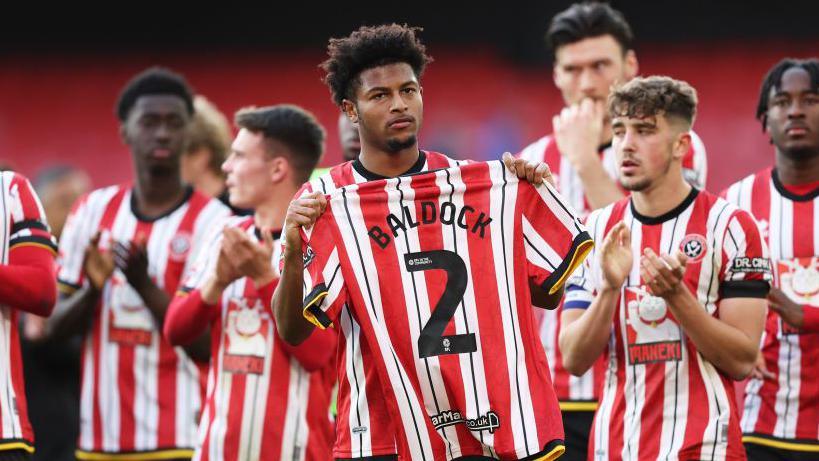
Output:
(680, 234), (707, 263)
(169, 231), (192, 262)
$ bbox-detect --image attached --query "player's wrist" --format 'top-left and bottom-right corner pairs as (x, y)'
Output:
(571, 150), (603, 173)
(600, 281), (623, 293)
(201, 277), (226, 304)
(252, 269), (276, 288)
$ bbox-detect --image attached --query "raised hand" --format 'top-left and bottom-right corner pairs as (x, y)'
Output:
(640, 248), (688, 298)
(84, 231), (115, 290)
(113, 234), (151, 291)
(767, 287), (804, 329)
(501, 152), (556, 187)
(601, 221), (634, 291)
(552, 98), (605, 170)
(283, 191), (327, 254)
(222, 227), (276, 287)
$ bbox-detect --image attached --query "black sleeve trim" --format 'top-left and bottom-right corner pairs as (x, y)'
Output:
(719, 280), (770, 299)
(306, 304), (333, 329)
(9, 235), (58, 254)
(10, 219), (49, 235)
(303, 283), (333, 328)
(57, 279), (82, 295)
(540, 231), (593, 295)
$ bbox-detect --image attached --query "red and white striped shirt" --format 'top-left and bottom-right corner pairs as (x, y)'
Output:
(0, 171), (57, 455)
(294, 151), (461, 459)
(724, 167), (819, 451)
(57, 185), (230, 460)
(567, 189), (770, 461)
(302, 160), (592, 460)
(172, 216), (334, 461)
(518, 132), (708, 408)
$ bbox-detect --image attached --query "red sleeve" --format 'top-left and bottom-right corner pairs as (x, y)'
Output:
(0, 245), (57, 316)
(164, 289), (219, 346)
(801, 306), (819, 332)
(256, 277), (337, 371)
(278, 323), (337, 372)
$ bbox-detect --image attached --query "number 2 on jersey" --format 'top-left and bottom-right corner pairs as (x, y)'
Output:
(404, 250), (477, 358)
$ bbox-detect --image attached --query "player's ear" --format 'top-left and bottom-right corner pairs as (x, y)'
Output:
(624, 49), (638, 81)
(119, 123), (130, 146)
(342, 100), (358, 124)
(673, 130), (692, 161)
(268, 155), (288, 184)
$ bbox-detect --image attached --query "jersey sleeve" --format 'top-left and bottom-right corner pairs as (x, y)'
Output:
(6, 173), (58, 256)
(178, 222), (224, 295)
(0, 173), (58, 315)
(521, 180), (594, 295)
(719, 208), (772, 299)
(301, 210), (347, 329)
(562, 210), (604, 310)
(682, 130), (708, 189)
(56, 192), (93, 294)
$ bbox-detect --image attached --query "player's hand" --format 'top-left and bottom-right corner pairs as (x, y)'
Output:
(22, 314), (47, 341)
(222, 227), (276, 287)
(501, 152), (556, 187)
(600, 222), (633, 291)
(84, 231), (115, 291)
(640, 248), (688, 298)
(113, 235), (151, 292)
(552, 98), (605, 171)
(768, 287), (804, 329)
(749, 352), (775, 381)
(283, 192), (327, 254)
(208, 228), (242, 288)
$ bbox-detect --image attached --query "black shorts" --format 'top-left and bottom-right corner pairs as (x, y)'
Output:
(744, 441), (819, 461)
(0, 450), (30, 461)
(336, 456), (398, 461)
(560, 410), (595, 461)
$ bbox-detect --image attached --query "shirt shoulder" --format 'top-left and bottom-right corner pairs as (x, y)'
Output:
(721, 167), (771, 197)
(516, 134), (554, 162)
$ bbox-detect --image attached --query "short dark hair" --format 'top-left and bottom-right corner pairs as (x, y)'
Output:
(756, 58), (819, 131)
(608, 76), (698, 128)
(234, 105), (325, 185)
(116, 67), (195, 121)
(321, 23), (432, 107)
(547, 2), (634, 56)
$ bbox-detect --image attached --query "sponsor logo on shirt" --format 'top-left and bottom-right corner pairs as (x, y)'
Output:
(303, 245), (315, 268)
(732, 257), (771, 274)
(224, 297), (269, 375)
(775, 257), (819, 335)
(108, 276), (154, 346)
(430, 409), (500, 434)
(624, 287), (683, 364)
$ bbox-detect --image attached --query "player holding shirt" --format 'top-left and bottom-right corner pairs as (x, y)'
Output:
(560, 76), (770, 460)
(272, 24), (559, 461)
(165, 105), (336, 461)
(49, 68), (230, 461)
(723, 58), (819, 460)
(0, 171), (58, 460)
(300, 159), (592, 460)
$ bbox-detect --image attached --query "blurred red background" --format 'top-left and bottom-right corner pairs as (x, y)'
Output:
(1, 40), (817, 192)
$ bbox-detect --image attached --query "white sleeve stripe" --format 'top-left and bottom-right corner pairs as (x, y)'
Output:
(723, 217), (749, 281)
(532, 182), (584, 235)
(521, 216), (562, 270)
